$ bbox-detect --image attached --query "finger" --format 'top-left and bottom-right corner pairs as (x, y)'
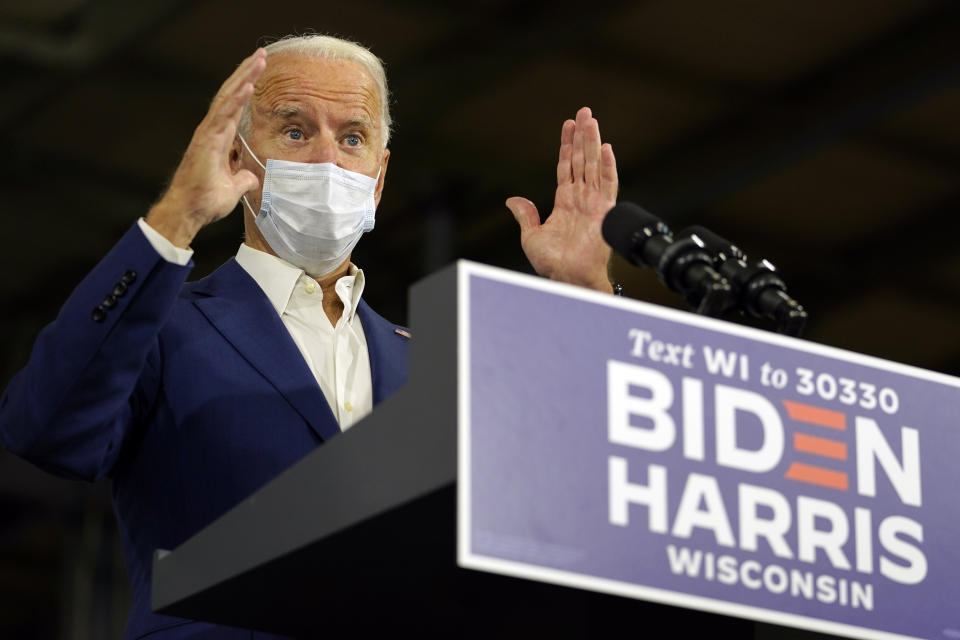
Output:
(202, 58), (265, 140)
(571, 107), (589, 183)
(600, 143), (618, 202)
(505, 197), (541, 234)
(556, 119), (575, 184)
(191, 81), (253, 158)
(211, 80), (255, 134)
(583, 112), (602, 189)
(204, 50), (264, 141)
(211, 52), (265, 124)
(211, 48), (267, 112)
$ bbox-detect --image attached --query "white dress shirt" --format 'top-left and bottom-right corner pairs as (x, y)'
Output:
(137, 219), (373, 430)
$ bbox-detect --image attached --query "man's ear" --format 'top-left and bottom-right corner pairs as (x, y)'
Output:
(374, 148), (390, 207)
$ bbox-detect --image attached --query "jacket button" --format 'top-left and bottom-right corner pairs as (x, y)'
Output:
(92, 306), (106, 323)
(121, 270), (137, 285)
(101, 294), (117, 309)
(113, 282), (128, 297)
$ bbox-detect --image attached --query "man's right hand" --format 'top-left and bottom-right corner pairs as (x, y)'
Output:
(145, 48), (267, 249)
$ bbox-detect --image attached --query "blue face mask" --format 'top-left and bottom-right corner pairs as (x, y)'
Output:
(239, 134), (379, 277)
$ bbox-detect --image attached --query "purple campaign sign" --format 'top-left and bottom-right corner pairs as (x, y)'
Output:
(456, 262), (960, 640)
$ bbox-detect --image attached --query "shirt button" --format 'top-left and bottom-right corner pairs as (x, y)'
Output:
(305, 282), (316, 294)
(344, 401), (354, 412)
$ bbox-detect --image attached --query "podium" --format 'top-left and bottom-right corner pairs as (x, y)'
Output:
(153, 262), (958, 640)
(150, 264), (753, 636)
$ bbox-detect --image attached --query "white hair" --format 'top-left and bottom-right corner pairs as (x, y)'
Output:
(237, 34), (392, 146)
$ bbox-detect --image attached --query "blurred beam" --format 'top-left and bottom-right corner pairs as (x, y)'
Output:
(852, 130), (960, 172)
(0, 0), (194, 128)
(0, 137), (166, 199)
(387, 1), (644, 138)
(0, 0), (189, 70)
(779, 190), (960, 310)
(623, 2), (960, 219)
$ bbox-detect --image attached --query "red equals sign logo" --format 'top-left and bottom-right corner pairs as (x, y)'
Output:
(782, 400), (849, 491)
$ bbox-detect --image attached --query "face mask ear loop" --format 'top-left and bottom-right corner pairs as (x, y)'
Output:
(237, 133), (266, 171)
(238, 134), (265, 218)
(241, 195), (257, 217)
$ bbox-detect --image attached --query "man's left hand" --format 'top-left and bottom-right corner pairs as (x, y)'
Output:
(506, 106), (618, 294)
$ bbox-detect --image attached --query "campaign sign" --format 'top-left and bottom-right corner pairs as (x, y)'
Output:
(456, 261), (960, 640)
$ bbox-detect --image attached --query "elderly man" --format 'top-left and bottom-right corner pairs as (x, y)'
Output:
(0, 35), (617, 638)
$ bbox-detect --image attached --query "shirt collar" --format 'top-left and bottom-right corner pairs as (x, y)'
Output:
(234, 244), (365, 321)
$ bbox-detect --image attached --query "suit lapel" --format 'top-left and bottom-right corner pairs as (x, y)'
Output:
(356, 300), (409, 405)
(191, 260), (341, 442)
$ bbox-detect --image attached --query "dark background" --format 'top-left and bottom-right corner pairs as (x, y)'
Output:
(0, 0), (958, 637)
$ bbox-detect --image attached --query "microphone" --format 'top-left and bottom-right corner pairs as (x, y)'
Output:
(601, 203), (732, 316)
(680, 226), (807, 337)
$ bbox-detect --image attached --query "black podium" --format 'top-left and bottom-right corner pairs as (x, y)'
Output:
(150, 265), (804, 638)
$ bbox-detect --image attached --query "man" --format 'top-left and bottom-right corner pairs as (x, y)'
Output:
(0, 35), (617, 638)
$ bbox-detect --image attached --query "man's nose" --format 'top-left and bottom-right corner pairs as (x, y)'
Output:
(307, 136), (338, 164)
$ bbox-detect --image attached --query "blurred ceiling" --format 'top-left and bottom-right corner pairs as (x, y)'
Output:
(0, 0), (958, 636)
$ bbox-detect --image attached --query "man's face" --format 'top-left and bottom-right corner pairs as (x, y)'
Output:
(232, 53), (390, 218)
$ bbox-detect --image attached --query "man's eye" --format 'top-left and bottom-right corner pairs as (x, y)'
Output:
(286, 129), (304, 141)
(344, 134), (362, 147)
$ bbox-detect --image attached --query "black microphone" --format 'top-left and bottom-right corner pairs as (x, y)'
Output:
(681, 225), (807, 337)
(602, 203), (732, 316)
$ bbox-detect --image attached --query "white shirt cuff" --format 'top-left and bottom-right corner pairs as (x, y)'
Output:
(137, 218), (194, 266)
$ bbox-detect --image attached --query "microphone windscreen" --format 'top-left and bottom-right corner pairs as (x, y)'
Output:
(601, 202), (666, 259)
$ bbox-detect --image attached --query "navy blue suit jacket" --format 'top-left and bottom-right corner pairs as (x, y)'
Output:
(0, 224), (410, 638)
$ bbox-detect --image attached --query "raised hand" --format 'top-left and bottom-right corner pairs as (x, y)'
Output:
(506, 106), (618, 293)
(145, 48), (267, 248)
